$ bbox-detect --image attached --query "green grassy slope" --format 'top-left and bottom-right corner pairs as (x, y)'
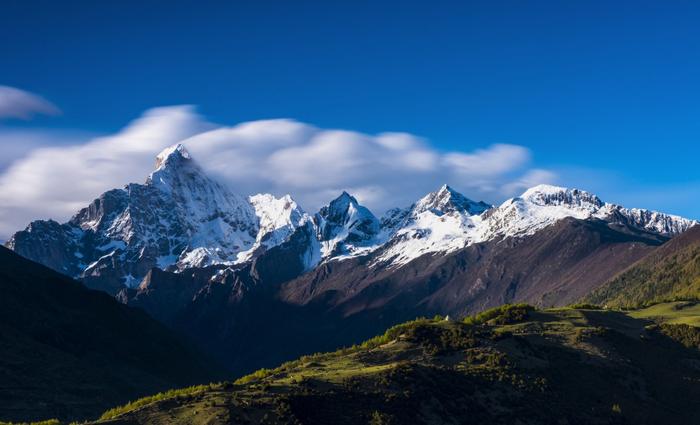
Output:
(586, 226), (700, 308)
(628, 301), (700, 326)
(88, 304), (700, 425)
(0, 247), (226, 423)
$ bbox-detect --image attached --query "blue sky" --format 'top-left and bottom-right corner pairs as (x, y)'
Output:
(0, 0), (698, 233)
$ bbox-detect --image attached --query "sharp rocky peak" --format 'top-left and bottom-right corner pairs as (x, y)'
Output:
(315, 191), (380, 253)
(154, 143), (191, 170)
(414, 184), (491, 216)
(146, 144), (207, 192)
(325, 190), (354, 208)
(318, 191), (374, 224)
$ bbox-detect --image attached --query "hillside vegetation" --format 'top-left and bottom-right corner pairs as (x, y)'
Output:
(587, 226), (700, 308)
(86, 303), (700, 425)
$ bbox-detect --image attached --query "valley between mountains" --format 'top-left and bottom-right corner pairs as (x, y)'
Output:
(3, 144), (700, 424)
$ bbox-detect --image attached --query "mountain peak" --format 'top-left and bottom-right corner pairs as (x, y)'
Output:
(154, 144), (191, 170)
(147, 144), (203, 191)
(416, 184), (490, 216)
(520, 184), (604, 208)
(316, 191), (380, 255)
(335, 190), (356, 203)
(321, 192), (368, 223)
(521, 184), (569, 198)
(320, 191), (364, 219)
(438, 183), (453, 192)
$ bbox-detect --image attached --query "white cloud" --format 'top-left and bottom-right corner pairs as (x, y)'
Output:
(443, 144), (531, 177)
(0, 106), (557, 239)
(501, 169), (559, 196)
(0, 128), (97, 171)
(0, 86), (60, 120)
(0, 106), (211, 237)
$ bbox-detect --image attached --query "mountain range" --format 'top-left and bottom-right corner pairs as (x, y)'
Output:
(5, 144), (699, 375)
(7, 144), (695, 292)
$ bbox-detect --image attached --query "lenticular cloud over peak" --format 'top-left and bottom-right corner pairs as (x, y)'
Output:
(0, 105), (557, 239)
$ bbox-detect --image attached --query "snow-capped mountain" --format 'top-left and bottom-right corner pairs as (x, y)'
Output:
(143, 143), (259, 269)
(479, 184), (696, 241)
(6, 144), (306, 293)
(242, 193), (308, 262)
(374, 183), (697, 267)
(376, 185), (491, 266)
(10, 143), (698, 377)
(6, 144), (698, 295)
(313, 192), (381, 259)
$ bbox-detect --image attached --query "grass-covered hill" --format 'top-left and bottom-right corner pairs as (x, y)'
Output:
(587, 225), (700, 308)
(0, 246), (226, 423)
(86, 303), (700, 425)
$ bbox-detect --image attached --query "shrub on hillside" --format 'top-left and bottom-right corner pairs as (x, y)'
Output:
(463, 304), (534, 326)
(659, 323), (700, 349)
(567, 303), (603, 310)
(99, 384), (216, 420)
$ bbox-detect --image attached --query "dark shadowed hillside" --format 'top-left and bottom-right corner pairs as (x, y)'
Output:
(0, 246), (226, 423)
(90, 304), (700, 425)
